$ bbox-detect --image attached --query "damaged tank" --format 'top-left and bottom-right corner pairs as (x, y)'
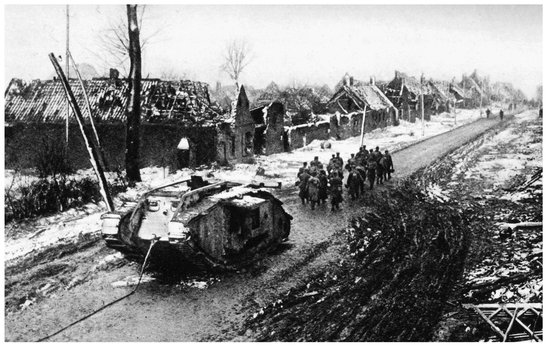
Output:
(100, 176), (292, 269)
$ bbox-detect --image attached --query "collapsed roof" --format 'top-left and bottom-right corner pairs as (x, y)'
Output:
(328, 82), (394, 112)
(385, 71), (430, 99)
(428, 80), (456, 103)
(4, 78), (224, 126)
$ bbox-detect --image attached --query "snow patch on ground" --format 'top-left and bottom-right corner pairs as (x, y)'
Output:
(2, 107), (490, 262)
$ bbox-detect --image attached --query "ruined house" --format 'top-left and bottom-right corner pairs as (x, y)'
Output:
(449, 82), (472, 108)
(327, 74), (397, 140)
(459, 74), (487, 108)
(216, 85), (255, 164)
(4, 77), (255, 170)
(384, 71), (434, 122)
(427, 80), (455, 113)
(250, 101), (285, 155)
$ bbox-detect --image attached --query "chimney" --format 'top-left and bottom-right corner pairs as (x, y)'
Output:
(343, 73), (351, 86)
(109, 68), (119, 80)
(349, 76), (354, 86)
(370, 76), (376, 85)
(395, 70), (399, 79)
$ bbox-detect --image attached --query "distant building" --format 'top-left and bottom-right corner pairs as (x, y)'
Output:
(327, 73), (397, 138)
(384, 71), (433, 122)
(427, 80), (455, 113)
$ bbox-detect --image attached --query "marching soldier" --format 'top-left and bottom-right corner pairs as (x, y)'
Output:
(310, 156), (323, 172)
(298, 168), (310, 205)
(318, 169), (329, 205)
(307, 171), (321, 210)
(345, 153), (357, 171)
(346, 167), (362, 200)
(335, 152), (344, 170)
(329, 172), (343, 211)
(297, 162), (308, 178)
(355, 163), (367, 193)
(367, 150), (377, 190)
(383, 150), (394, 180)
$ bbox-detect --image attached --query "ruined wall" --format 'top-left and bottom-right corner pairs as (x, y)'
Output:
(330, 113), (362, 140)
(233, 87), (255, 163)
(215, 87), (255, 165)
(264, 102), (285, 155)
(285, 120), (330, 151)
(5, 123), (217, 171)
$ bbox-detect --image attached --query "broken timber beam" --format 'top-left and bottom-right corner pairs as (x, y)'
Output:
(463, 303), (542, 342)
(498, 222), (543, 231)
(49, 52), (114, 212)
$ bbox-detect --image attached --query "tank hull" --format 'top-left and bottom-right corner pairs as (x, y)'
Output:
(101, 179), (291, 270)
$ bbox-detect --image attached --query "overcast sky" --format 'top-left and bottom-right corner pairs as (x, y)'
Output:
(4, 4), (543, 98)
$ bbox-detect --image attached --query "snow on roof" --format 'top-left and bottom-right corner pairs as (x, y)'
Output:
(428, 80), (456, 102)
(328, 83), (394, 111)
(4, 78), (223, 125)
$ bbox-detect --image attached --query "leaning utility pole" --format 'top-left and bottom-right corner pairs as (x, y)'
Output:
(420, 73), (425, 137)
(65, 5), (70, 148)
(49, 53), (114, 212)
(479, 80), (483, 116)
(68, 50), (109, 169)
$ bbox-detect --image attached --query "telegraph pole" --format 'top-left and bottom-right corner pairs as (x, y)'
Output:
(360, 105), (367, 147)
(479, 80), (483, 117)
(65, 5), (70, 148)
(420, 73), (425, 137)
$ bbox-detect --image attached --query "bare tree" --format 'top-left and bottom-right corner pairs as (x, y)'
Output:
(91, 5), (159, 76)
(125, 4), (142, 184)
(221, 39), (253, 89)
(160, 68), (189, 81)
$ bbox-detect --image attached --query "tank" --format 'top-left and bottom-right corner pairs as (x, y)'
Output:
(100, 176), (292, 270)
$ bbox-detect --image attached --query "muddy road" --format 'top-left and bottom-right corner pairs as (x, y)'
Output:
(5, 115), (515, 342)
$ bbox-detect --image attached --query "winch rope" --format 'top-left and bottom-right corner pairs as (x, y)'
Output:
(37, 238), (159, 342)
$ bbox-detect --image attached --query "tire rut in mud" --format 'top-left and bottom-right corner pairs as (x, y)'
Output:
(243, 179), (486, 341)
(5, 233), (128, 313)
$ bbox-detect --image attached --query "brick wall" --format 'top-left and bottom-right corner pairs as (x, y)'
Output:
(5, 122), (217, 171)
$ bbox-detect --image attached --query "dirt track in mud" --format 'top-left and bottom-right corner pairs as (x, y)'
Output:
(5, 115), (515, 342)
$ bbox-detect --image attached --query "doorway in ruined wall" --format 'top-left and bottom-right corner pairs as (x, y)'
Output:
(244, 131), (253, 156)
(177, 138), (196, 169)
(254, 126), (266, 155)
(282, 130), (290, 152)
(219, 141), (228, 165)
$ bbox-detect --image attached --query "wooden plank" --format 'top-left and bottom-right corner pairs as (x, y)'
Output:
(465, 303), (542, 309)
(503, 307), (518, 342)
(474, 307), (506, 340)
(488, 307), (502, 320)
(500, 306), (541, 342)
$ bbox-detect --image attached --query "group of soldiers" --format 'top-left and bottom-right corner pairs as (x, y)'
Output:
(296, 146), (394, 211)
